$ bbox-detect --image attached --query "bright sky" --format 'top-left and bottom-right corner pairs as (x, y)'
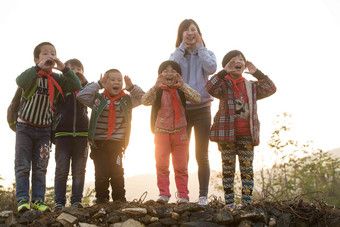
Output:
(0, 0), (339, 188)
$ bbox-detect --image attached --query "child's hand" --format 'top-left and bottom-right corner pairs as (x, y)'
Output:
(38, 57), (54, 72)
(154, 74), (163, 89)
(194, 31), (203, 48)
(174, 74), (184, 87)
(124, 75), (133, 90)
(245, 61), (257, 75)
(53, 57), (66, 72)
(100, 73), (107, 89)
(224, 60), (237, 74)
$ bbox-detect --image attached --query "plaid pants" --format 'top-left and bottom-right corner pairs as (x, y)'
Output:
(219, 135), (254, 205)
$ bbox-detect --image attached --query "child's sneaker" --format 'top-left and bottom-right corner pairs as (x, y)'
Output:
(32, 200), (51, 212)
(71, 202), (84, 208)
(17, 198), (30, 212)
(197, 196), (208, 206)
(157, 195), (170, 203)
(53, 203), (64, 212)
(225, 203), (236, 209)
(176, 197), (189, 204)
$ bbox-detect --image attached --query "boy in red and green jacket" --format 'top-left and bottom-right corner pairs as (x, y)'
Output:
(206, 50), (276, 208)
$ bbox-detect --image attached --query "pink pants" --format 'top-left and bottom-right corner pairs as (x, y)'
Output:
(154, 128), (189, 200)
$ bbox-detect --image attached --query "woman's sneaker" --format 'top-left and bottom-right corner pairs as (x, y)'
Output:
(157, 195), (170, 204)
(17, 198), (30, 212)
(32, 200), (51, 212)
(197, 196), (208, 206)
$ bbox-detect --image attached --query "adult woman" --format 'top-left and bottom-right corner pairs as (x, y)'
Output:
(170, 19), (217, 205)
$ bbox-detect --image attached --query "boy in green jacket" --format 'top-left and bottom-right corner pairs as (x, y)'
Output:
(15, 42), (81, 212)
(76, 69), (144, 204)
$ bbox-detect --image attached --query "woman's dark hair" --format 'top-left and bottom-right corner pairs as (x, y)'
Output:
(175, 19), (205, 48)
(33, 42), (56, 59)
(158, 60), (182, 75)
(222, 50), (246, 67)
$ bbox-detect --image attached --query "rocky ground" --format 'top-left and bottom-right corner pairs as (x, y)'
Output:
(0, 197), (339, 227)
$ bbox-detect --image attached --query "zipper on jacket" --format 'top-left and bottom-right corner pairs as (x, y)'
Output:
(73, 93), (77, 137)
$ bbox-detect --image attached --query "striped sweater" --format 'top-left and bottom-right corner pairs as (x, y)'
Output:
(16, 66), (82, 126)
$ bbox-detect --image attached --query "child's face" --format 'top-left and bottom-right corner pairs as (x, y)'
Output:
(67, 63), (86, 84)
(105, 72), (123, 96)
(182, 23), (198, 46)
(34, 44), (56, 66)
(161, 65), (179, 88)
(228, 55), (246, 77)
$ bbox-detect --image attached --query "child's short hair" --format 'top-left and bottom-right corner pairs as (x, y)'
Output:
(65, 58), (84, 71)
(105, 69), (121, 74)
(222, 50), (246, 68)
(158, 60), (182, 75)
(33, 42), (56, 59)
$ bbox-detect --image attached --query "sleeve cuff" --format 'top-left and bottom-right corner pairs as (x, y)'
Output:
(252, 69), (266, 79)
(216, 70), (228, 79)
(127, 85), (135, 92)
(62, 67), (70, 74)
(97, 80), (103, 89)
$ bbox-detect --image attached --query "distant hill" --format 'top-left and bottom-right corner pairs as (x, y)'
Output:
(85, 171), (224, 203)
(328, 147), (340, 158)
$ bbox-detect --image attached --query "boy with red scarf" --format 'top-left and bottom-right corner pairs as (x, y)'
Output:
(142, 60), (200, 204)
(206, 50), (276, 208)
(76, 69), (144, 204)
(15, 42), (81, 212)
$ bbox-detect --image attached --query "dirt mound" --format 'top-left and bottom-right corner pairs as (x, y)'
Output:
(1, 198), (340, 226)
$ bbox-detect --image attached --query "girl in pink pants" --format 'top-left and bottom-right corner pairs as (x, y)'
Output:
(142, 60), (200, 204)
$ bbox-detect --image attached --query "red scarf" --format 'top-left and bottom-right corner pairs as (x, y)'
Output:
(103, 90), (126, 140)
(38, 70), (64, 113)
(225, 75), (245, 101)
(161, 86), (180, 124)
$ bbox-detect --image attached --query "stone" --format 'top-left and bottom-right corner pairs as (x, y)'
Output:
(239, 209), (266, 222)
(122, 208), (147, 215)
(18, 210), (41, 224)
(171, 212), (180, 220)
(190, 211), (213, 222)
(276, 213), (291, 227)
(173, 203), (204, 214)
(63, 207), (90, 217)
(147, 223), (163, 227)
(238, 219), (253, 227)
(159, 217), (177, 226)
(93, 208), (107, 219)
(268, 216), (277, 227)
(153, 207), (173, 218)
(150, 217), (159, 223)
(0, 211), (13, 218)
(267, 207), (281, 217)
(213, 210), (234, 224)
(107, 215), (121, 224)
(179, 211), (191, 223)
(56, 212), (78, 224)
(79, 223), (98, 227)
(181, 222), (221, 227)
(254, 222), (266, 227)
(121, 218), (145, 227)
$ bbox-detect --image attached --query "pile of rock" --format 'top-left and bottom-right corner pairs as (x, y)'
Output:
(0, 199), (339, 226)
